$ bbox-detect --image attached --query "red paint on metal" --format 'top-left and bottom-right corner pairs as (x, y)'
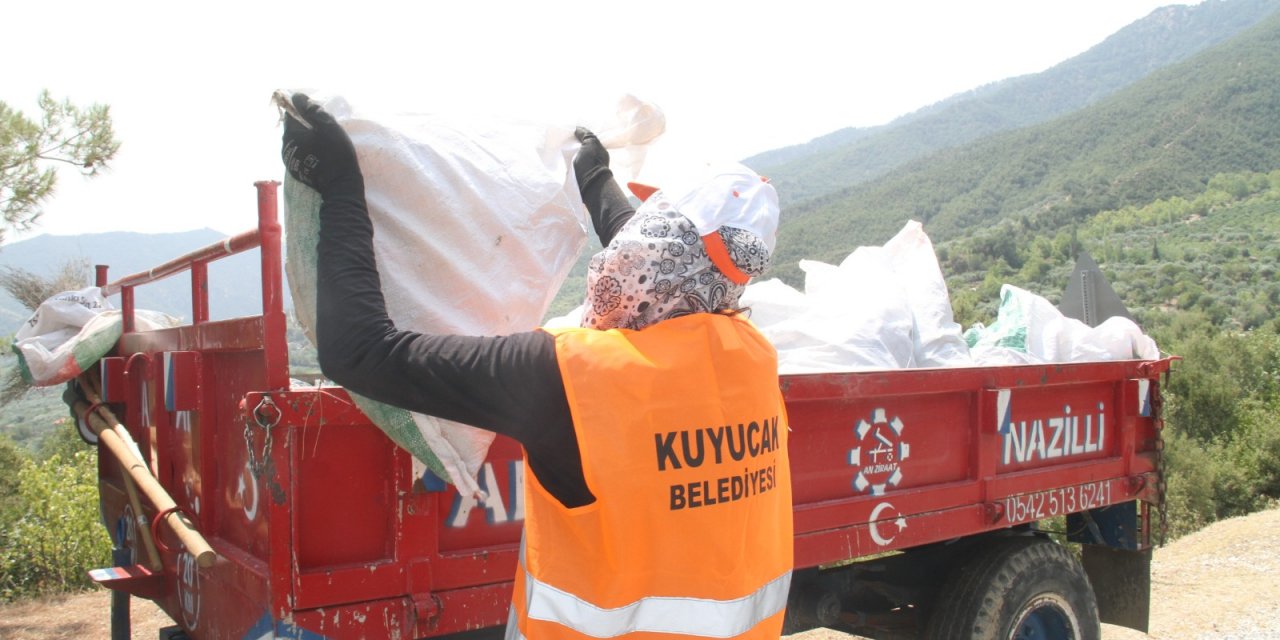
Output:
(255, 181), (290, 392)
(89, 564), (167, 600)
(151, 506), (197, 554)
(101, 229), (260, 298)
(120, 318), (267, 354)
(91, 181), (1173, 638)
(190, 261), (209, 324)
(100, 357), (128, 403)
(121, 286), (135, 334)
(290, 597), (415, 637)
(164, 351), (201, 412)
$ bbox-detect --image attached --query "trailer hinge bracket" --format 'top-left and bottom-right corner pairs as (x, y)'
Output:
(412, 593), (442, 629)
(984, 501), (1006, 524)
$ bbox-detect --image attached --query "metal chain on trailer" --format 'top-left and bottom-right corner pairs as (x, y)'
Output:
(244, 395), (281, 479)
(1154, 373), (1169, 547)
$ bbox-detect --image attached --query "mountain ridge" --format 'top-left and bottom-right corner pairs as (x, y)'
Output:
(768, 8), (1280, 284)
(747, 0), (1280, 208)
(0, 228), (273, 333)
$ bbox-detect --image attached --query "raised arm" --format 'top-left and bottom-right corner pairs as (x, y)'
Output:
(280, 94), (592, 506)
(573, 127), (636, 246)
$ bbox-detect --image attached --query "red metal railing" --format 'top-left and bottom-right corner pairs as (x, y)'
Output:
(94, 180), (290, 390)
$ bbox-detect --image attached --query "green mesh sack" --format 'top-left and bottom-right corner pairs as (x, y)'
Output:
(12, 288), (177, 395)
(964, 285), (1029, 351)
(277, 92), (621, 496)
(283, 179), (456, 487)
(13, 307), (122, 387)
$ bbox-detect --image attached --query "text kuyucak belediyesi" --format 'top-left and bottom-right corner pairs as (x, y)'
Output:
(655, 417), (781, 511)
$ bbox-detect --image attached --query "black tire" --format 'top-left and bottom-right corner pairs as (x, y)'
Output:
(923, 536), (1100, 640)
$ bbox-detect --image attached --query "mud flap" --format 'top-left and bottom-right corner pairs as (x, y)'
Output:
(1069, 502), (1150, 633)
(1081, 544), (1151, 633)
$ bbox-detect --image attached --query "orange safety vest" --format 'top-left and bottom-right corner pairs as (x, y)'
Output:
(507, 313), (793, 640)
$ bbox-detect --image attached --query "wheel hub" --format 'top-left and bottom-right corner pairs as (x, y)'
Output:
(1010, 593), (1080, 640)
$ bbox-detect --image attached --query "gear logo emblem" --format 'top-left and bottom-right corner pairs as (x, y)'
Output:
(848, 408), (911, 495)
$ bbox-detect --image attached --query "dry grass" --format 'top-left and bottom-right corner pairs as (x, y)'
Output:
(0, 591), (173, 639)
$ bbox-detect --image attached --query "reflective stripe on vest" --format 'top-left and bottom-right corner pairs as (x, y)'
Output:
(520, 560), (791, 638)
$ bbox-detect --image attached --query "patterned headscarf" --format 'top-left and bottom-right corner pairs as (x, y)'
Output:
(581, 194), (771, 331)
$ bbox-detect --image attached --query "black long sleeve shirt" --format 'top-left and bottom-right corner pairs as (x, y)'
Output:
(315, 167), (635, 508)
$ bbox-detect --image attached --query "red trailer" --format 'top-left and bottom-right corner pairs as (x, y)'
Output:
(89, 182), (1172, 640)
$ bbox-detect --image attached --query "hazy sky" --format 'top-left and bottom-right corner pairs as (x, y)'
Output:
(4, 0), (1187, 242)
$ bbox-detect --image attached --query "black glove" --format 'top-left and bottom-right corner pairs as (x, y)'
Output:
(573, 127), (613, 195)
(62, 380), (98, 445)
(281, 94), (363, 197)
(572, 127), (635, 245)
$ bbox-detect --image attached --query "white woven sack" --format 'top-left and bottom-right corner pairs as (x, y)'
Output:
(283, 92), (665, 496)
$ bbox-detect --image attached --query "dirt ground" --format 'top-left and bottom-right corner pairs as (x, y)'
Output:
(3, 506), (1278, 639)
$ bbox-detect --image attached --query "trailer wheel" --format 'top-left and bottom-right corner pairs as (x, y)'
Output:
(923, 536), (1100, 640)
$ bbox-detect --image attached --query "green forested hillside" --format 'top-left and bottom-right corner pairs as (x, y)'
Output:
(940, 169), (1280, 331)
(749, 0), (1280, 206)
(939, 170), (1280, 536)
(771, 10), (1280, 285)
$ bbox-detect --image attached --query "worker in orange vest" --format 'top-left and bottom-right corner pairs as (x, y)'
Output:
(281, 93), (793, 639)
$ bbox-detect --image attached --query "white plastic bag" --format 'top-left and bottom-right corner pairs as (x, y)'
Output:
(966, 285), (1159, 363)
(13, 287), (176, 387)
(882, 221), (970, 367)
(742, 247), (916, 374)
(743, 220), (970, 374)
(593, 94), (667, 182)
